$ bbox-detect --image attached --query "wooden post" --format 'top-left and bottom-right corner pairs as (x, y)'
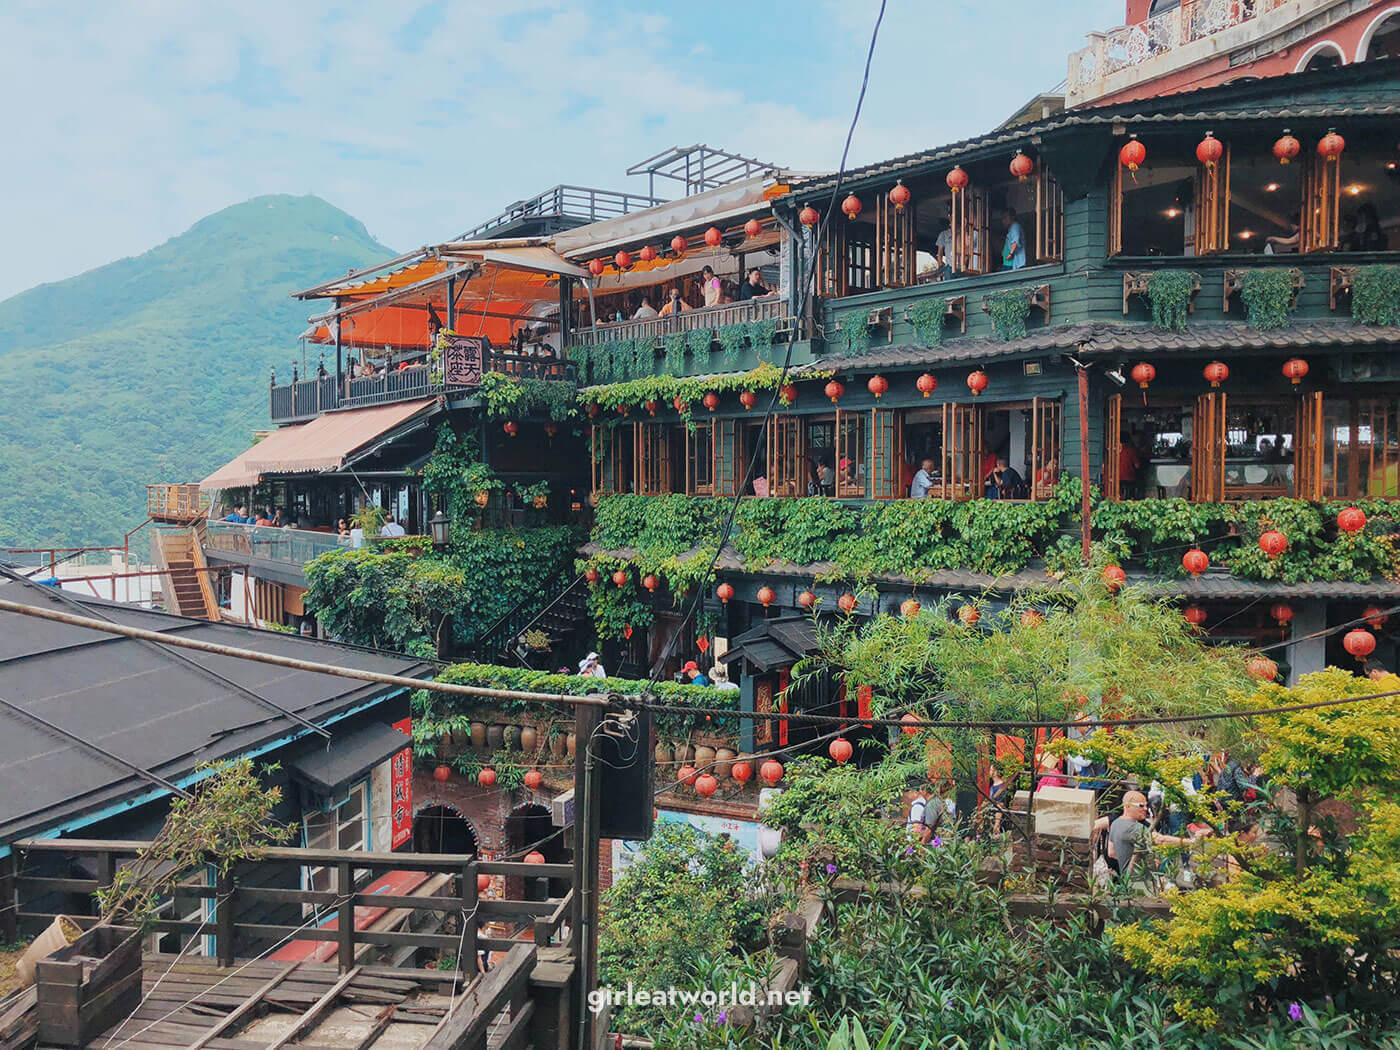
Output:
(572, 700), (603, 1050)
(337, 862), (355, 973)
(1077, 362), (1092, 563)
(460, 860), (478, 976)
(216, 872), (235, 967)
(0, 854), (16, 943)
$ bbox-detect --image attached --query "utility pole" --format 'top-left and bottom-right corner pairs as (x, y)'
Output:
(1076, 357), (1093, 563)
(572, 697), (603, 1050)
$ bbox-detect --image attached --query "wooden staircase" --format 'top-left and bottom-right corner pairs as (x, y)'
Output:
(153, 528), (220, 620)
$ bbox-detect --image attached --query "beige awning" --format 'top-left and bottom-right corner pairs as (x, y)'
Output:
(201, 400), (439, 491)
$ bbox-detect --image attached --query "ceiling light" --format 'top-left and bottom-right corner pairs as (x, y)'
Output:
(1165, 207), (1181, 218)
(1347, 184), (1364, 196)
(1265, 182), (1279, 192)
(1239, 230), (1253, 240)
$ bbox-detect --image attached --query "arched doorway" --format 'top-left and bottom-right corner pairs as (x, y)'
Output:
(1361, 9), (1400, 61)
(413, 803), (479, 855)
(505, 802), (567, 900)
(1297, 41), (1345, 72)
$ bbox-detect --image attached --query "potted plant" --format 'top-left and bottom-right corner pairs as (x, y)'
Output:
(350, 504), (388, 540)
(518, 480), (551, 510)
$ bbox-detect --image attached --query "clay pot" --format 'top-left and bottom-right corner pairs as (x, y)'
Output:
(486, 724), (505, 751)
(714, 748), (736, 779)
(655, 743), (673, 766)
(503, 725), (519, 751)
(532, 495), (548, 509)
(694, 745), (716, 772)
(450, 726), (469, 750)
(567, 732), (577, 757)
(549, 733), (567, 759)
(674, 741), (695, 765)
(470, 722), (487, 750)
(520, 725), (538, 753)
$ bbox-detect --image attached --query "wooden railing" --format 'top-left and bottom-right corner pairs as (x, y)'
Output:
(147, 484), (208, 522)
(572, 296), (792, 349)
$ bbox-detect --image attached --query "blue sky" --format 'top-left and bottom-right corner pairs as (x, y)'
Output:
(0, 0), (1121, 301)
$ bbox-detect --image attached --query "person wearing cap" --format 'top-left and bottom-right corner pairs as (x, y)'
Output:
(681, 660), (710, 686)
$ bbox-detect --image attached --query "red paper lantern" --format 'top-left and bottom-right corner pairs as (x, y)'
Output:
(739, 390), (757, 410)
(867, 375), (889, 399)
(588, 258), (606, 277)
(1182, 548), (1209, 576)
(1270, 602), (1294, 626)
(945, 166), (969, 193)
(1103, 565), (1127, 590)
(829, 738), (853, 765)
(1317, 129), (1345, 161)
(673, 395), (688, 413)
(1344, 628), (1377, 660)
(587, 404), (599, 418)
(644, 398), (659, 416)
(678, 765), (698, 786)
(731, 761), (752, 784)
(1183, 605), (1208, 627)
(694, 774), (718, 798)
(797, 589), (816, 609)
(1246, 655), (1278, 681)
(1283, 358), (1309, 385)
(1195, 131), (1223, 169)
(917, 373), (938, 398)
(1131, 362), (1156, 389)
(524, 769), (543, 790)
(799, 204), (820, 227)
(433, 765), (451, 782)
(703, 392), (719, 412)
(544, 422), (558, 437)
(671, 235), (688, 255)
(900, 712), (921, 736)
(760, 760), (784, 786)
(889, 179), (912, 210)
(639, 244), (658, 262)
(1338, 506), (1367, 534)
(1259, 530), (1288, 557)
(1203, 361), (1229, 387)
(503, 420), (518, 436)
(958, 605), (980, 625)
(841, 194), (863, 220)
(1273, 130), (1300, 165)
(616, 404), (629, 417)
(477, 873), (492, 893)
(779, 384), (798, 405)
(1365, 605), (1389, 628)
(838, 593), (858, 614)
(642, 573), (659, 592)
(966, 370), (989, 396)
(717, 583), (735, 604)
(1020, 609), (1044, 627)
(704, 226), (723, 248)
(757, 585), (776, 607)
(585, 567), (601, 585)
(744, 218), (763, 239)
(525, 851), (546, 865)
(1119, 134), (1146, 172)
(1009, 150), (1034, 182)
(900, 598), (922, 618)
(825, 380), (845, 403)
(478, 768), (497, 787)
(614, 250), (632, 270)
(612, 569), (629, 587)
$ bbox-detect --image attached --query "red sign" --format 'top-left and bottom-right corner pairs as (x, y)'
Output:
(391, 717), (413, 849)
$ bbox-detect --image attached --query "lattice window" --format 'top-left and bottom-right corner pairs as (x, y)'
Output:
(1035, 168), (1064, 264)
(871, 408), (904, 499)
(1103, 394), (1123, 502)
(687, 421), (714, 496)
(937, 402), (983, 500)
(1301, 153), (1341, 252)
(1030, 397), (1063, 501)
(767, 415), (804, 497)
(1194, 143), (1230, 254)
(836, 410), (868, 498)
(1191, 393), (1226, 502)
(951, 188), (991, 275)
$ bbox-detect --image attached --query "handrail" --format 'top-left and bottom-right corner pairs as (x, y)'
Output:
(471, 571), (588, 662)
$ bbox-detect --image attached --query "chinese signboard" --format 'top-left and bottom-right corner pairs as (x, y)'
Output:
(391, 717), (413, 849)
(441, 334), (487, 387)
(612, 809), (764, 875)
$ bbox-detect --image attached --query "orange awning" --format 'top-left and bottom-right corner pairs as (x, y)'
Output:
(201, 400), (438, 491)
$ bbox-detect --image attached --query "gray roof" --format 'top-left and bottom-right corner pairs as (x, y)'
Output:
(0, 581), (427, 843)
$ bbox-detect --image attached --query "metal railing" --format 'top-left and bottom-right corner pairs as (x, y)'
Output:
(573, 296), (792, 349)
(459, 183), (662, 239)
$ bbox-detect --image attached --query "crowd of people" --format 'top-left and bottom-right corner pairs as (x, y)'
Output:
(589, 266), (777, 327)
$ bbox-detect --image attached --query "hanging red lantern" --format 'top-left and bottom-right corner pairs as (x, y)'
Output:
(1259, 530), (1288, 557)
(760, 760), (784, 786)
(671, 235), (688, 255)
(588, 258), (606, 277)
(1283, 358), (1309, 385)
(433, 765), (451, 782)
(524, 769), (543, 790)
(838, 593), (858, 614)
(945, 166), (969, 193)
(525, 851), (546, 865)
(1103, 565), (1127, 590)
(779, 383), (798, 406)
(1246, 655), (1278, 681)
(958, 605), (980, 625)
(739, 390), (757, 410)
(672, 395), (688, 413)
(717, 582), (735, 604)
(1131, 362), (1156, 389)
(612, 569), (630, 588)
(867, 375), (889, 399)
(1182, 548), (1209, 576)
(704, 226), (723, 248)
(1338, 506), (1367, 534)
(477, 873), (492, 893)
(1020, 609), (1044, 628)
(587, 403), (599, 419)
(825, 380), (845, 403)
(744, 218), (763, 239)
(829, 738), (853, 765)
(544, 422), (558, 437)
(1195, 131), (1223, 170)
(1365, 605), (1389, 628)
(799, 204), (820, 227)
(917, 373), (938, 398)
(900, 598), (921, 618)
(702, 392), (719, 412)
(694, 773), (718, 798)
(967, 370), (989, 396)
(1273, 129), (1300, 165)
(617, 404), (630, 417)
(639, 244), (657, 263)
(757, 585), (776, 607)
(1270, 602), (1294, 626)
(1203, 361), (1229, 387)
(1317, 128), (1345, 162)
(1344, 628), (1377, 660)
(585, 567), (601, 585)
(614, 250), (632, 270)
(642, 573), (659, 592)
(678, 765), (698, 786)
(1009, 150), (1034, 182)
(478, 768), (497, 787)
(644, 398), (659, 416)
(1119, 134), (1146, 172)
(841, 194), (863, 220)
(503, 420), (518, 437)
(1183, 604), (1208, 627)
(900, 712), (922, 736)
(797, 590), (816, 609)
(731, 761), (752, 784)
(889, 179), (912, 210)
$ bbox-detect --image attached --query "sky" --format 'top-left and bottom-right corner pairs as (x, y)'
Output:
(0, 0), (1122, 301)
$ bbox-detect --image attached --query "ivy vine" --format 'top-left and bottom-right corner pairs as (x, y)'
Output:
(1145, 270), (1198, 331)
(580, 362), (833, 414)
(747, 317), (779, 360)
(478, 373), (577, 422)
(717, 323), (748, 367)
(566, 343), (591, 385)
(1352, 264), (1400, 327)
(1240, 269), (1299, 331)
(837, 311), (868, 355)
(985, 288), (1031, 341)
(686, 327), (714, 359)
(663, 332), (687, 375)
(907, 296), (948, 347)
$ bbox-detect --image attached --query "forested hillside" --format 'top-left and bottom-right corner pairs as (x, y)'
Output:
(0, 195), (394, 547)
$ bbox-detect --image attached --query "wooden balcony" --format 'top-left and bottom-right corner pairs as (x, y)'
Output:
(571, 295), (793, 348)
(146, 483), (207, 522)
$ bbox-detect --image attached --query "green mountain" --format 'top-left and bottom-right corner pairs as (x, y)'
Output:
(0, 195), (394, 549)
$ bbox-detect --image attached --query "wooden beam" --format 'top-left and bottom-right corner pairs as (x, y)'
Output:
(263, 966), (361, 1050)
(186, 962), (300, 1050)
(350, 1004), (396, 1050)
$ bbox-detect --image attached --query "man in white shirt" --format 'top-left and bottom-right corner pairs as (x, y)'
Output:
(910, 458), (936, 499)
(934, 221), (954, 279)
(633, 297), (658, 320)
(380, 516), (406, 538)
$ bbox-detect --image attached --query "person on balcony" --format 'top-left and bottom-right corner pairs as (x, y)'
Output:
(700, 266), (722, 308)
(738, 268), (770, 301)
(910, 458), (936, 499)
(1001, 207), (1026, 271)
(933, 219), (954, 280)
(681, 660), (710, 686)
(984, 456), (1024, 499)
(659, 287), (689, 317)
(633, 296), (658, 320)
(223, 504), (250, 523)
(381, 515), (406, 538)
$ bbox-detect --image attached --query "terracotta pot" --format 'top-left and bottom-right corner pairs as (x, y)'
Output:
(470, 722), (487, 750)
(549, 733), (567, 759)
(486, 724), (505, 751)
(503, 725), (519, 751)
(520, 726), (538, 753)
(715, 748), (736, 779)
(655, 743), (673, 766)
(532, 495), (548, 509)
(450, 727), (469, 750)
(694, 745), (716, 772)
(674, 741), (695, 765)
(566, 731), (577, 757)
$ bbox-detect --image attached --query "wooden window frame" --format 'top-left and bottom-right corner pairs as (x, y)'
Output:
(835, 409), (868, 498)
(1034, 167), (1065, 264)
(1295, 390), (1324, 501)
(937, 401), (984, 500)
(1301, 153), (1341, 252)
(687, 420), (715, 496)
(713, 419), (740, 498)
(1191, 392), (1227, 502)
(871, 407), (904, 499)
(767, 415), (804, 497)
(1030, 396), (1063, 501)
(1194, 144), (1230, 255)
(635, 421), (674, 496)
(874, 190), (918, 288)
(951, 188), (990, 275)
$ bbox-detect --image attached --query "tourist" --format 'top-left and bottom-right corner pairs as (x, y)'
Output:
(910, 458), (936, 499)
(224, 504), (250, 523)
(578, 652), (607, 679)
(905, 779), (946, 845)
(380, 515), (406, 538)
(1118, 431), (1141, 500)
(254, 506), (274, 526)
(1001, 207), (1026, 270)
(1353, 203), (1386, 251)
(738, 268), (770, 301)
(681, 660), (710, 686)
(984, 456), (1024, 499)
(1035, 454), (1059, 496)
(710, 664), (740, 692)
(700, 266), (722, 308)
(986, 767), (1008, 835)
(272, 508), (288, 528)
(816, 458), (836, 496)
(1035, 752), (1069, 791)
(633, 297), (658, 320)
(659, 288), (689, 317)
(1098, 790), (1207, 877)
(933, 218), (954, 279)
(336, 518), (351, 539)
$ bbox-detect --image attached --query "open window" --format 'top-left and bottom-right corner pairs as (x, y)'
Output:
(1103, 393), (1123, 501)
(591, 423), (634, 497)
(1332, 142), (1400, 251)
(768, 415), (804, 497)
(636, 421), (683, 495)
(937, 402), (984, 500)
(687, 421), (714, 495)
(1325, 396), (1400, 498)
(1111, 137), (1229, 256)
(836, 410), (868, 498)
(871, 407), (905, 499)
(1030, 397), (1063, 499)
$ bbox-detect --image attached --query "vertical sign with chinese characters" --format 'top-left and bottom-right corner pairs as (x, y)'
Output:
(441, 335), (487, 388)
(391, 717), (413, 849)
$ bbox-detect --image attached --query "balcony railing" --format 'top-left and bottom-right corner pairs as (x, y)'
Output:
(573, 296), (793, 349)
(459, 183), (663, 239)
(204, 520), (352, 566)
(270, 351), (579, 423)
(147, 483), (208, 521)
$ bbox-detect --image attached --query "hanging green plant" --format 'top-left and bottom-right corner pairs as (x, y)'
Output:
(619, 337), (642, 381)
(478, 374), (577, 421)
(593, 340), (615, 384)
(1352, 264), (1400, 327)
(663, 332), (687, 375)
(566, 344), (591, 385)
(838, 310), (868, 355)
(1240, 269), (1298, 331)
(985, 288), (1030, 341)
(717, 323), (748, 367)
(686, 327), (715, 358)
(1145, 270), (1199, 331)
(907, 296), (948, 347)
(747, 317), (779, 360)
